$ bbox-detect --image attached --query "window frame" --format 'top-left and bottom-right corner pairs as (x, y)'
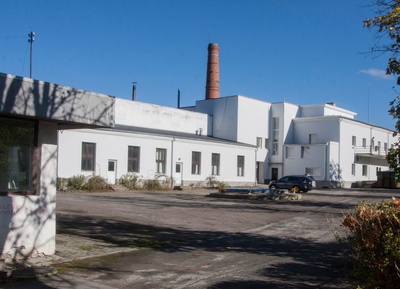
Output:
(156, 148), (167, 174)
(237, 155), (245, 177)
(191, 151), (201, 175)
(81, 142), (96, 172)
(0, 117), (39, 196)
(128, 145), (140, 173)
(211, 153), (220, 176)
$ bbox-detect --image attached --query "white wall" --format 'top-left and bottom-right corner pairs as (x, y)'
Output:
(293, 117), (340, 144)
(300, 103), (356, 119)
(116, 98), (208, 135)
(58, 128), (257, 186)
(195, 97), (239, 141)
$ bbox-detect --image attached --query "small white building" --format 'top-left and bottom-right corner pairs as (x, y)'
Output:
(0, 73), (114, 259)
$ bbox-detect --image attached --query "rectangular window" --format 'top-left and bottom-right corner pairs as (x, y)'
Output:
(0, 118), (36, 194)
(305, 167), (313, 175)
(82, 142), (96, 171)
(237, 155), (245, 176)
(301, 146), (310, 158)
(156, 148), (166, 173)
(286, 146), (294, 158)
(362, 165), (368, 177)
(352, 164), (356, 176)
(211, 153), (220, 175)
(309, 134), (318, 144)
(272, 117), (279, 155)
(384, 142), (388, 154)
(362, 138), (367, 148)
(352, 136), (356, 147)
(128, 146), (140, 173)
(192, 151), (201, 175)
(264, 138), (268, 149)
(256, 137), (262, 148)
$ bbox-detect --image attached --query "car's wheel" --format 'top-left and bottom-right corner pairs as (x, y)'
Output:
(292, 186), (300, 193)
(270, 185), (277, 190)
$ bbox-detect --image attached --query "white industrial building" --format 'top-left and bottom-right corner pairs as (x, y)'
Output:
(57, 43), (396, 189)
(58, 94), (395, 189)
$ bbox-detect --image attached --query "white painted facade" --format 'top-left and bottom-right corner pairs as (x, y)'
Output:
(57, 94), (396, 189)
(58, 98), (258, 187)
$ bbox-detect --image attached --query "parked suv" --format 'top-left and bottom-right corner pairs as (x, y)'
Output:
(269, 175), (313, 193)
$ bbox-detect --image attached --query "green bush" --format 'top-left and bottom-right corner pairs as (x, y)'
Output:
(84, 175), (109, 191)
(121, 174), (140, 190)
(342, 198), (400, 289)
(67, 175), (86, 190)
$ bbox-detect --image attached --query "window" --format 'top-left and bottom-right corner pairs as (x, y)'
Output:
(211, 153), (220, 175)
(286, 147), (294, 158)
(256, 137), (262, 148)
(192, 151), (201, 174)
(272, 118), (279, 155)
(82, 142), (96, 171)
(237, 155), (245, 176)
(264, 138), (268, 149)
(301, 146), (310, 158)
(351, 164), (356, 176)
(352, 136), (356, 147)
(362, 138), (367, 148)
(128, 146), (140, 173)
(305, 168), (313, 175)
(362, 165), (368, 177)
(156, 148), (166, 173)
(384, 142), (388, 154)
(0, 118), (36, 193)
(309, 134), (318, 144)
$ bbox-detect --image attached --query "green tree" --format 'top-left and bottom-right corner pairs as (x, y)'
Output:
(364, 1), (400, 181)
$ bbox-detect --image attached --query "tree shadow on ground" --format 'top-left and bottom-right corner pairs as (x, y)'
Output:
(57, 213), (351, 288)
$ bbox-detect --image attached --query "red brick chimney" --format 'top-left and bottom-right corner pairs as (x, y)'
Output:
(205, 43), (220, 100)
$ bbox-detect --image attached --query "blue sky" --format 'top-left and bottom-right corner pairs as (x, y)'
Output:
(0, 0), (397, 129)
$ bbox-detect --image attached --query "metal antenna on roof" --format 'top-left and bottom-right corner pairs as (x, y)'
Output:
(28, 31), (35, 78)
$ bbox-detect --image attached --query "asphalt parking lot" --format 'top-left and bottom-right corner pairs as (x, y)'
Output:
(3, 187), (399, 289)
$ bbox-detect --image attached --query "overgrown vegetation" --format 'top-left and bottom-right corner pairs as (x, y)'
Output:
(341, 198), (400, 288)
(120, 173), (141, 190)
(57, 174), (109, 191)
(205, 175), (227, 190)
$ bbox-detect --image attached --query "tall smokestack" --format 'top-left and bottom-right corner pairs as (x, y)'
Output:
(205, 43), (220, 100)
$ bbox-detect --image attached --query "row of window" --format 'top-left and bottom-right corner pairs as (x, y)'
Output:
(351, 136), (388, 151)
(352, 164), (370, 177)
(81, 142), (246, 176)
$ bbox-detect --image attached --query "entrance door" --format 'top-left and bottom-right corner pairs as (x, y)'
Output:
(107, 160), (117, 185)
(271, 168), (278, 181)
(175, 163), (183, 187)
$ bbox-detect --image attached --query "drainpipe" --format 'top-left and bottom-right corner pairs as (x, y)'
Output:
(170, 137), (175, 189)
(255, 148), (258, 186)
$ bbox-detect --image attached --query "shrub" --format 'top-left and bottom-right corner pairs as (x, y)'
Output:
(84, 175), (109, 191)
(206, 175), (218, 187)
(67, 175), (86, 190)
(143, 179), (162, 191)
(56, 178), (68, 191)
(143, 174), (172, 191)
(341, 198), (400, 289)
(121, 174), (141, 190)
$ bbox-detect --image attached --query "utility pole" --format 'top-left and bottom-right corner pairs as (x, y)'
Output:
(28, 31), (35, 78)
